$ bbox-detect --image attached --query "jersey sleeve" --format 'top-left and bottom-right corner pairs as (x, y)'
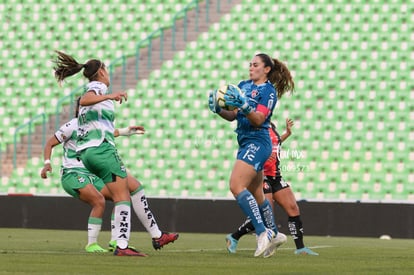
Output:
(86, 81), (106, 96)
(256, 85), (277, 118)
(55, 119), (77, 144)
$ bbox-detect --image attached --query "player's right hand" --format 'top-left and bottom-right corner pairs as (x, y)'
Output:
(285, 118), (294, 133)
(224, 86), (252, 115)
(208, 90), (221, 113)
(40, 165), (52, 179)
(110, 91), (128, 103)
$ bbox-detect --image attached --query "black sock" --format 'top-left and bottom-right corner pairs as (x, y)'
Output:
(288, 216), (305, 249)
(232, 219), (255, 240)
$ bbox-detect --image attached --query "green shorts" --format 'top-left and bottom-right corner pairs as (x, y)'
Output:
(78, 141), (127, 184)
(61, 167), (105, 198)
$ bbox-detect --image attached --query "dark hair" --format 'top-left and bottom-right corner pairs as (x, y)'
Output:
(256, 53), (295, 99)
(53, 50), (104, 84)
(270, 121), (280, 136)
(270, 121), (276, 131)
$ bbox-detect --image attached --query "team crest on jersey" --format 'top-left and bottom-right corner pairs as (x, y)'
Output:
(251, 90), (258, 98)
(78, 176), (86, 183)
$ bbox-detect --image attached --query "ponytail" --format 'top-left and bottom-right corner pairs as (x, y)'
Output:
(53, 51), (84, 85)
(256, 53), (295, 99)
(53, 50), (103, 85)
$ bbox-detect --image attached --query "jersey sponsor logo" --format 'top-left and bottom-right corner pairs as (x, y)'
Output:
(140, 195), (156, 227)
(280, 178), (289, 188)
(288, 221), (298, 238)
(267, 93), (275, 110)
(118, 210), (130, 239)
(247, 194), (263, 224)
(251, 90), (258, 98)
(77, 176), (86, 183)
(242, 143), (261, 162)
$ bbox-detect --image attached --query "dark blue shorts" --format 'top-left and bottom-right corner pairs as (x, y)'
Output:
(236, 133), (272, 172)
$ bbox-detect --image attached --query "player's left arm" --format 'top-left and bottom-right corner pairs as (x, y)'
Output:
(245, 87), (277, 128)
(114, 126), (145, 137)
(40, 135), (61, 179)
(245, 104), (268, 127)
(280, 118), (294, 142)
(224, 86), (274, 127)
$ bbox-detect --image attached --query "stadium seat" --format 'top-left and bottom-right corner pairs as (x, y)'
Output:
(1, 1), (412, 202)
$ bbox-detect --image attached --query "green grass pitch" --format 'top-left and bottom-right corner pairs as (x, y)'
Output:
(0, 228), (413, 274)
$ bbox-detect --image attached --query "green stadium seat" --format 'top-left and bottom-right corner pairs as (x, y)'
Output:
(1, 1), (412, 201)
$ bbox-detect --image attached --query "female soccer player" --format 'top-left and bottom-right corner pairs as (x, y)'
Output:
(51, 50), (178, 256)
(225, 118), (319, 256)
(41, 98), (178, 255)
(208, 53), (294, 257)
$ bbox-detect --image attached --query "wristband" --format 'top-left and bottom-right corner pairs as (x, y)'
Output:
(117, 127), (130, 136)
(241, 103), (253, 115)
(44, 159), (51, 165)
(215, 105), (222, 113)
(118, 127), (145, 136)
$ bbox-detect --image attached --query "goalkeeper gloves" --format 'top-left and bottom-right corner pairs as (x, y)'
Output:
(224, 86), (253, 115)
(208, 90), (221, 113)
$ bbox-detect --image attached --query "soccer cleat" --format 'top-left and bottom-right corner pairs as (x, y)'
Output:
(254, 228), (275, 257)
(108, 240), (117, 252)
(152, 232), (179, 250)
(85, 243), (108, 253)
(108, 240), (138, 252)
(225, 234), (239, 253)
(295, 247), (319, 256)
(113, 246), (148, 257)
(263, 232), (287, 258)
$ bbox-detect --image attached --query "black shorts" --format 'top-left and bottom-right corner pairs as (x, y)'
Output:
(263, 175), (290, 194)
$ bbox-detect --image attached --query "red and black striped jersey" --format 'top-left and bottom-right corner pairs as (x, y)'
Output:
(263, 127), (281, 177)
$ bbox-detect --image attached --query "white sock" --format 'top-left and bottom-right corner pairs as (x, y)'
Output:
(114, 201), (131, 249)
(131, 188), (162, 239)
(87, 217), (102, 245)
(110, 211), (116, 243)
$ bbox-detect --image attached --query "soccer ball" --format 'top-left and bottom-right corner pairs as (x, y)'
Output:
(215, 84), (240, 111)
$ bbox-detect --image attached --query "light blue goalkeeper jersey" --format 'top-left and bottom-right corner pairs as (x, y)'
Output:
(235, 79), (277, 137)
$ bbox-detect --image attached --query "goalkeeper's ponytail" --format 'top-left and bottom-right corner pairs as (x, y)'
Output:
(256, 53), (295, 99)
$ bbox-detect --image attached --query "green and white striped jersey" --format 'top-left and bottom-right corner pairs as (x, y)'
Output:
(76, 81), (116, 152)
(55, 118), (84, 169)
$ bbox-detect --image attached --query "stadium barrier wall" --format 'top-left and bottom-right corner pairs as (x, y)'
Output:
(1, 196), (413, 239)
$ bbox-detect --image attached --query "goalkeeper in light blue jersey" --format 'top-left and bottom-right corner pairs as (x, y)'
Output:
(208, 53), (295, 257)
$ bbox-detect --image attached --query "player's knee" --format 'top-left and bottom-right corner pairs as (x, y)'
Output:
(286, 203), (300, 216)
